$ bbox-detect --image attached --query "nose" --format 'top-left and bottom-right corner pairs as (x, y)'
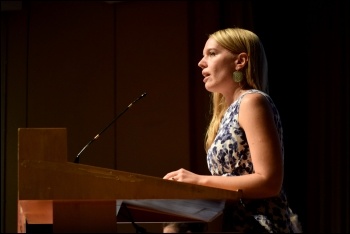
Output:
(198, 57), (206, 69)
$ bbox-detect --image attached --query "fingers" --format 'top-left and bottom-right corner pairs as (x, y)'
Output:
(164, 175), (177, 181)
(163, 171), (177, 181)
(163, 168), (186, 181)
(163, 173), (174, 180)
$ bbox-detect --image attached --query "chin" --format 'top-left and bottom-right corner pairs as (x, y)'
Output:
(205, 83), (215, 92)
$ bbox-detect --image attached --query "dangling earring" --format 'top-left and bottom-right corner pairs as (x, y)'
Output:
(233, 70), (243, 83)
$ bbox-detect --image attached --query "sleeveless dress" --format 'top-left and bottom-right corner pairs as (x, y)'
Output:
(207, 89), (298, 233)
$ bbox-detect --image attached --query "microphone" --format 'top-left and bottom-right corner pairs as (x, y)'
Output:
(74, 92), (147, 163)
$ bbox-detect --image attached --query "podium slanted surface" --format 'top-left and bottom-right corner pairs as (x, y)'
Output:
(17, 128), (242, 233)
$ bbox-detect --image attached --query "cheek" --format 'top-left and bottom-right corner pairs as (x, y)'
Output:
(213, 60), (234, 77)
(214, 68), (232, 81)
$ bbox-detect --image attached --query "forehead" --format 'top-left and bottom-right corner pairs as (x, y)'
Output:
(203, 37), (226, 52)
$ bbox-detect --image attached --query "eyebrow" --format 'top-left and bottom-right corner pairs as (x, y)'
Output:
(206, 47), (217, 51)
(203, 47), (218, 54)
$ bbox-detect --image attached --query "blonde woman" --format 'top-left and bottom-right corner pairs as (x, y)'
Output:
(164, 27), (302, 233)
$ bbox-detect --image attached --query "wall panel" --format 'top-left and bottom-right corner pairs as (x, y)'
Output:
(26, 1), (116, 168)
(114, 1), (190, 176)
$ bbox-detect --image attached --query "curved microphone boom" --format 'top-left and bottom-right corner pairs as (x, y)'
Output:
(74, 92), (147, 163)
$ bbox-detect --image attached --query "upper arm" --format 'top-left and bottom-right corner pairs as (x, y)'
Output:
(238, 93), (284, 191)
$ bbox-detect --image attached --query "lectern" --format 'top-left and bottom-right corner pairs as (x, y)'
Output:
(17, 128), (242, 233)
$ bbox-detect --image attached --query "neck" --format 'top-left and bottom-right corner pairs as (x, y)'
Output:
(225, 88), (246, 105)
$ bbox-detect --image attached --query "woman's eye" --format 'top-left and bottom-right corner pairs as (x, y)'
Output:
(209, 52), (216, 56)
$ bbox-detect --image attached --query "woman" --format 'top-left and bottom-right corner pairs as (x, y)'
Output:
(163, 27), (301, 233)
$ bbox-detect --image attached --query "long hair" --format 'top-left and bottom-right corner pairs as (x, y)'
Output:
(205, 27), (269, 151)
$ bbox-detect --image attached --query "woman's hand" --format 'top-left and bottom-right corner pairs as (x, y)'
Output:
(163, 168), (201, 184)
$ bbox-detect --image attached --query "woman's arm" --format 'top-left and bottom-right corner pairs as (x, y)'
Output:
(163, 93), (284, 199)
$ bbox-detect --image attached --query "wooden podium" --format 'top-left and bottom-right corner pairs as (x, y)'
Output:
(17, 128), (242, 233)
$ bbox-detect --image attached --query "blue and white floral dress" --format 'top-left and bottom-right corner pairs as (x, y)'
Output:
(207, 89), (297, 233)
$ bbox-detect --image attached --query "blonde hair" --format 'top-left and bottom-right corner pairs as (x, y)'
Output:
(205, 27), (269, 151)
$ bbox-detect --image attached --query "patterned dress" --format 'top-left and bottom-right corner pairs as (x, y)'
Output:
(207, 89), (298, 233)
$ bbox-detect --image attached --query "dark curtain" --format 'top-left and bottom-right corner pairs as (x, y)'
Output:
(188, 0), (350, 233)
(304, 1), (350, 233)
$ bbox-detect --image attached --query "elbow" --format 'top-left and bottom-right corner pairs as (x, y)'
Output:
(256, 183), (281, 198)
(255, 172), (283, 198)
(262, 168), (284, 197)
(268, 184), (282, 197)
(264, 177), (283, 197)
(245, 181), (282, 199)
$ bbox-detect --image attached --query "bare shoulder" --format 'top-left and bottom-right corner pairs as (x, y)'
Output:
(239, 92), (275, 126)
(240, 92), (271, 110)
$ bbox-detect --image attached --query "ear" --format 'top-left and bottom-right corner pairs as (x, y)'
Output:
(235, 52), (248, 70)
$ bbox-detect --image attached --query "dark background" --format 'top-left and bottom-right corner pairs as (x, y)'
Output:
(1, 0), (349, 233)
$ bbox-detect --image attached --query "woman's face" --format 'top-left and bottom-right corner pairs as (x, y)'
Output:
(198, 37), (237, 94)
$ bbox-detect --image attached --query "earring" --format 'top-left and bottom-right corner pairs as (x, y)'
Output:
(233, 70), (243, 83)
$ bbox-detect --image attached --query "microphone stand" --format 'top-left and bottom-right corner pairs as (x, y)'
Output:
(74, 92), (147, 163)
(120, 203), (148, 233)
